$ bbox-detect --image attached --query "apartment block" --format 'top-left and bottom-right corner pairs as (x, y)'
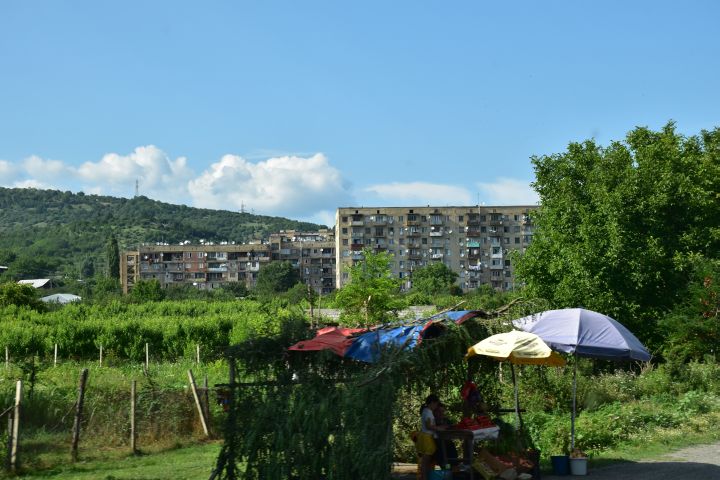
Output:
(334, 206), (537, 292)
(268, 229), (336, 295)
(121, 229), (335, 295)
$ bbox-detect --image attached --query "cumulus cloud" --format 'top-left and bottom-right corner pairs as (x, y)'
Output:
(188, 153), (353, 219)
(476, 178), (539, 205)
(362, 182), (474, 206)
(0, 160), (18, 186)
(76, 145), (194, 200)
(23, 155), (70, 182)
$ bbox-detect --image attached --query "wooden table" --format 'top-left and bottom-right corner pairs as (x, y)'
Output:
(436, 426), (500, 480)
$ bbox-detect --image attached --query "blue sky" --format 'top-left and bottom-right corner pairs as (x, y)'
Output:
(1, 1), (718, 225)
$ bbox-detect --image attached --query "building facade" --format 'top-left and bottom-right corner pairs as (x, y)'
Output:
(334, 205), (537, 292)
(121, 230), (335, 295)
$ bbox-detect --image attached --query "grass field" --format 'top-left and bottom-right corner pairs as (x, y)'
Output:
(3, 441), (222, 480)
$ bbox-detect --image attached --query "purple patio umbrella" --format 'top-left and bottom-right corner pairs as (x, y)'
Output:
(512, 308), (651, 449)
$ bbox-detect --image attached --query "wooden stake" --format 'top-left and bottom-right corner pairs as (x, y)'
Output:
(5, 346), (8, 369)
(54, 344), (58, 367)
(145, 343), (149, 370)
(99, 345), (103, 367)
(71, 369), (89, 462)
(203, 375), (211, 429)
(9, 380), (22, 472)
(187, 370), (209, 436)
(130, 380), (137, 454)
(196, 344), (200, 365)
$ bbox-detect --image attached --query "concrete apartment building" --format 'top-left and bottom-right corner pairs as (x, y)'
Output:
(121, 229), (335, 294)
(121, 206), (536, 295)
(334, 205), (536, 292)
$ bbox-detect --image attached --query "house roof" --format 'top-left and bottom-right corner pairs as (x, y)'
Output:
(41, 293), (82, 304)
(18, 279), (51, 288)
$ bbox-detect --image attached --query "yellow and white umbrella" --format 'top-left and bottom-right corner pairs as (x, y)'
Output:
(466, 330), (565, 430)
(466, 330), (566, 366)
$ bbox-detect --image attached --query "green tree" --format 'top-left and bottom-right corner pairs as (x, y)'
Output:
(335, 248), (402, 326)
(411, 262), (458, 295)
(130, 279), (165, 302)
(0, 282), (45, 311)
(255, 261), (300, 295)
(514, 123), (720, 341)
(659, 257), (720, 362)
(106, 234), (120, 280)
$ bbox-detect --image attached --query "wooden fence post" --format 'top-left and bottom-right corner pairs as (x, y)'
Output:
(99, 345), (103, 367)
(203, 375), (211, 429)
(196, 344), (200, 365)
(130, 380), (137, 454)
(5, 347), (8, 369)
(145, 343), (149, 370)
(187, 370), (209, 437)
(54, 344), (58, 367)
(9, 380), (22, 472)
(71, 369), (89, 462)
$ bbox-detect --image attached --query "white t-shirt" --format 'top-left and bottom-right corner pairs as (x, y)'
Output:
(421, 407), (436, 437)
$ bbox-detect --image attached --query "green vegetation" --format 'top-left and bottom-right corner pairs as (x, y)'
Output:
(254, 261), (301, 296)
(0, 187), (323, 283)
(515, 123), (720, 347)
(410, 262), (459, 296)
(334, 248), (403, 326)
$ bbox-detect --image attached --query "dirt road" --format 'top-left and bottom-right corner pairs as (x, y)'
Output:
(542, 441), (720, 479)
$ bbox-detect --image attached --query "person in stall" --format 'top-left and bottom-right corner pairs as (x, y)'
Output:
(416, 393), (447, 480)
(433, 401), (459, 467)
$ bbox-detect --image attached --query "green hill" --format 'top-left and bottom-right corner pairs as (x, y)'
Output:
(0, 187), (325, 281)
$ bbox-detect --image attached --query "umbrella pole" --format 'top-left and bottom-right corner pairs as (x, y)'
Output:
(510, 363), (522, 429)
(571, 355), (577, 450)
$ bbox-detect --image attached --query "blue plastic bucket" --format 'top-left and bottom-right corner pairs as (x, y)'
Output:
(551, 455), (570, 475)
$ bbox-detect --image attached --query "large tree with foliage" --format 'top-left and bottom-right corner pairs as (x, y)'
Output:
(255, 261), (300, 295)
(411, 262), (458, 295)
(0, 282), (45, 311)
(515, 123), (720, 341)
(106, 234), (120, 280)
(335, 248), (403, 326)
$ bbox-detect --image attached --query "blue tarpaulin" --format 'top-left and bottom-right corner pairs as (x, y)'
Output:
(344, 325), (425, 363)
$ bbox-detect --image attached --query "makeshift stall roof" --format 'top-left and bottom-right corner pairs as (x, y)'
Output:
(287, 326), (365, 357)
(287, 310), (487, 363)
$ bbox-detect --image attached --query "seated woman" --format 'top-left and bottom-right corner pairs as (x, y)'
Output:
(432, 402), (459, 467)
(416, 394), (446, 480)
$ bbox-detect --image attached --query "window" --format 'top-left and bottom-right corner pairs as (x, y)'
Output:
(481, 226), (487, 233)
(422, 238), (428, 244)
(504, 259), (511, 266)
(504, 226), (509, 233)
(342, 228), (348, 234)
(515, 237), (520, 244)
(342, 239), (348, 245)
(514, 215), (519, 221)
(458, 215), (464, 222)
(504, 238), (510, 244)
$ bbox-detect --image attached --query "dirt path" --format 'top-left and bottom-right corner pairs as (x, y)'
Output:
(542, 441), (720, 479)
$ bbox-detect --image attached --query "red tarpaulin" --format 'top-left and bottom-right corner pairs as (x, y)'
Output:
(288, 327), (366, 357)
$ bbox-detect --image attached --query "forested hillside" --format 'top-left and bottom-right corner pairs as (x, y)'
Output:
(0, 187), (324, 280)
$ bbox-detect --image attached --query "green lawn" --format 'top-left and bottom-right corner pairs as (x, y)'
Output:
(4, 442), (222, 480)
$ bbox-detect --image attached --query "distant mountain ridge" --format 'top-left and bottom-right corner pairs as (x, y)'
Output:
(0, 187), (325, 279)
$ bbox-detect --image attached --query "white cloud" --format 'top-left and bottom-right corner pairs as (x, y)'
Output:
(76, 145), (194, 200)
(188, 153), (353, 219)
(476, 178), (539, 205)
(362, 182), (474, 206)
(23, 155), (70, 182)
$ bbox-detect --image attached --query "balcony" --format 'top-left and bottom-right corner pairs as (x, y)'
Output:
(466, 218), (480, 226)
(429, 231), (443, 237)
(351, 220), (365, 226)
(407, 230), (421, 237)
(208, 267), (228, 273)
(350, 243), (364, 251)
(466, 227), (481, 236)
(431, 253), (444, 259)
(467, 241), (481, 248)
